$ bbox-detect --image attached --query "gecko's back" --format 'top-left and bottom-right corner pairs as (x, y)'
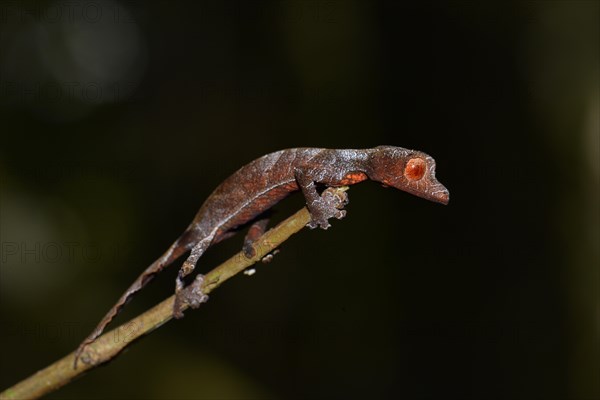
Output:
(188, 148), (325, 241)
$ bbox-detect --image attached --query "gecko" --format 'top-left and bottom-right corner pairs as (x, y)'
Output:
(74, 146), (449, 367)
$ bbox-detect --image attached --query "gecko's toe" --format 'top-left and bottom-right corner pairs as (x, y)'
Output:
(334, 209), (347, 220)
(322, 187), (349, 209)
(318, 219), (332, 230)
(173, 300), (185, 319)
(175, 274), (209, 312)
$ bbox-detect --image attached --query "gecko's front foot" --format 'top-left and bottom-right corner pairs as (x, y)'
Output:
(307, 187), (349, 230)
(173, 274), (209, 319)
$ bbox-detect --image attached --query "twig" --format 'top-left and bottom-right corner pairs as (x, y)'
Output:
(0, 188), (341, 400)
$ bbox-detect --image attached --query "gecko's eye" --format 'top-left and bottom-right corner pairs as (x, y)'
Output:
(404, 158), (426, 181)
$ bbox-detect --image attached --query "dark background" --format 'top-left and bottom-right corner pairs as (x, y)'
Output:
(1, 1), (598, 399)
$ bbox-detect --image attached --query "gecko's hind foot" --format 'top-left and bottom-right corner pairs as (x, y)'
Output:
(307, 187), (350, 229)
(173, 274), (209, 319)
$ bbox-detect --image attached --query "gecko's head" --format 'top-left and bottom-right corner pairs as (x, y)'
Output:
(367, 145), (449, 205)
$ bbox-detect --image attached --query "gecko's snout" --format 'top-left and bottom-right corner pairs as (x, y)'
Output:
(432, 188), (450, 205)
(418, 179), (450, 205)
(402, 181), (449, 205)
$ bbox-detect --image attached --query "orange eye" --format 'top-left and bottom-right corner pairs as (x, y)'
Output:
(404, 158), (426, 181)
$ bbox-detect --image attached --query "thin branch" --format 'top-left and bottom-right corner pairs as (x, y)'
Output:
(0, 188), (346, 400)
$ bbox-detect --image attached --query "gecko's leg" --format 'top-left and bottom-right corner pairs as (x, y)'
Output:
(242, 214), (272, 260)
(294, 169), (349, 229)
(173, 236), (212, 318)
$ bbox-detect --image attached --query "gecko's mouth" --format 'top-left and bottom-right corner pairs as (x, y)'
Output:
(403, 181), (449, 205)
(430, 186), (450, 205)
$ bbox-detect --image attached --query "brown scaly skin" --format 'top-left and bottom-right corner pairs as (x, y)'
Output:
(74, 146), (449, 367)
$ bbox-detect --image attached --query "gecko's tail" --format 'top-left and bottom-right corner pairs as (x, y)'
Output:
(73, 230), (196, 368)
